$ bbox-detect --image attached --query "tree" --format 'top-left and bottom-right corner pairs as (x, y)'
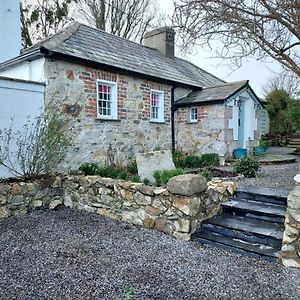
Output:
(266, 89), (292, 134)
(76, 0), (161, 43)
(173, 0), (300, 78)
(263, 70), (300, 99)
(21, 0), (76, 48)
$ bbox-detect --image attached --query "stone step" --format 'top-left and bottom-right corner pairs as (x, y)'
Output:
(289, 139), (300, 143)
(205, 214), (284, 240)
(235, 187), (288, 206)
(193, 231), (280, 262)
(286, 144), (300, 148)
(223, 198), (286, 223)
(201, 222), (282, 248)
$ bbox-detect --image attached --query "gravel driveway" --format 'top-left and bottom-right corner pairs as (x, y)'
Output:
(0, 208), (299, 300)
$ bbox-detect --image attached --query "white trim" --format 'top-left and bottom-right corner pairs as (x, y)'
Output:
(189, 107), (198, 123)
(96, 79), (118, 120)
(150, 89), (164, 123)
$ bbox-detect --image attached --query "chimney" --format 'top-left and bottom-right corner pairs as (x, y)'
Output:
(143, 27), (175, 58)
(0, 0), (22, 63)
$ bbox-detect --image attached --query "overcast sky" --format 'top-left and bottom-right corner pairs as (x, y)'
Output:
(158, 0), (282, 97)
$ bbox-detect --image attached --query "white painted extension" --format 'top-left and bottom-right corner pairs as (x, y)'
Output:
(0, 77), (44, 178)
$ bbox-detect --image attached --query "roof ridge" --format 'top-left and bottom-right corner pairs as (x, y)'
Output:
(176, 57), (226, 84)
(203, 80), (248, 89)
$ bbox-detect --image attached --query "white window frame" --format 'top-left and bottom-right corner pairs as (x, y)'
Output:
(150, 89), (164, 123)
(189, 107), (198, 123)
(96, 79), (118, 120)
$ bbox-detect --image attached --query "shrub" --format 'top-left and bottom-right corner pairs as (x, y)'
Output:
(79, 164), (130, 179)
(259, 136), (270, 148)
(143, 178), (150, 185)
(117, 170), (129, 180)
(0, 113), (69, 177)
(172, 150), (185, 168)
(153, 168), (184, 186)
(126, 158), (138, 175)
(131, 175), (141, 183)
(234, 157), (260, 178)
(201, 153), (220, 167)
(201, 169), (212, 181)
(79, 162), (100, 175)
(184, 155), (203, 168)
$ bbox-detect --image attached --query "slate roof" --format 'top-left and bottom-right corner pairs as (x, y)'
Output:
(175, 80), (255, 106)
(0, 22), (224, 88)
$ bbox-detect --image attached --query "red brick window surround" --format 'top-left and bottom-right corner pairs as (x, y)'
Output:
(96, 79), (117, 120)
(150, 90), (164, 122)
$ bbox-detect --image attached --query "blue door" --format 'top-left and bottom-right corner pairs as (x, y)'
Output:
(238, 101), (245, 148)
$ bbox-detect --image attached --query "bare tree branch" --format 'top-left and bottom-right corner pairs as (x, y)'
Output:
(76, 0), (165, 43)
(20, 0), (76, 48)
(173, 0), (300, 77)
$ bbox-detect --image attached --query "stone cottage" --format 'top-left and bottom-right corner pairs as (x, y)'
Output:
(0, 22), (265, 167)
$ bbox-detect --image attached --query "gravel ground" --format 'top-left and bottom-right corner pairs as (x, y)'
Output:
(0, 208), (299, 300)
(220, 147), (299, 190)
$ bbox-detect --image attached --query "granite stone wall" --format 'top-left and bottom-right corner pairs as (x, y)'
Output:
(0, 175), (234, 241)
(281, 180), (300, 268)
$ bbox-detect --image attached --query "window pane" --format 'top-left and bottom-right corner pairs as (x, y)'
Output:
(98, 83), (115, 117)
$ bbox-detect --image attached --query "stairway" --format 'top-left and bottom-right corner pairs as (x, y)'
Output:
(286, 138), (300, 153)
(193, 188), (288, 262)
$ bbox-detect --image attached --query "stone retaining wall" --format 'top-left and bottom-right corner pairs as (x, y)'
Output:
(0, 175), (234, 241)
(281, 181), (300, 268)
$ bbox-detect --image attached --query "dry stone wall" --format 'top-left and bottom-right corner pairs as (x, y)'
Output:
(0, 175), (234, 241)
(281, 177), (300, 268)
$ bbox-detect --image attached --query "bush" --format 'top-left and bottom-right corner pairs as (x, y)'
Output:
(259, 136), (270, 148)
(172, 150), (185, 168)
(79, 163), (130, 179)
(131, 175), (141, 183)
(201, 169), (212, 181)
(127, 158), (138, 175)
(234, 157), (260, 178)
(184, 155), (203, 168)
(0, 113), (69, 177)
(153, 168), (184, 186)
(143, 178), (150, 185)
(201, 153), (220, 167)
(79, 162), (100, 175)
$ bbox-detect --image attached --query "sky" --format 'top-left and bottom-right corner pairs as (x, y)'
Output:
(158, 0), (282, 97)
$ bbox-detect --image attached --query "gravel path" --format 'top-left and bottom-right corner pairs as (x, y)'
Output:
(234, 157), (299, 190)
(219, 147), (299, 190)
(0, 208), (299, 300)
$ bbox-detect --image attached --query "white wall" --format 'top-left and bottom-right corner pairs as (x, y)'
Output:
(0, 78), (45, 178)
(0, 0), (21, 63)
(0, 58), (46, 82)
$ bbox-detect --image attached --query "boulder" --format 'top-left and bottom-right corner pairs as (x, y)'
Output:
(167, 174), (207, 196)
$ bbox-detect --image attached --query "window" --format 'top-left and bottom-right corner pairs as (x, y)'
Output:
(190, 107), (198, 122)
(96, 80), (117, 119)
(150, 90), (164, 122)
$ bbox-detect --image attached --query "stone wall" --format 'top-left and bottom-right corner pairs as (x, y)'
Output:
(44, 59), (173, 170)
(0, 175), (234, 241)
(175, 104), (227, 163)
(281, 177), (300, 268)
